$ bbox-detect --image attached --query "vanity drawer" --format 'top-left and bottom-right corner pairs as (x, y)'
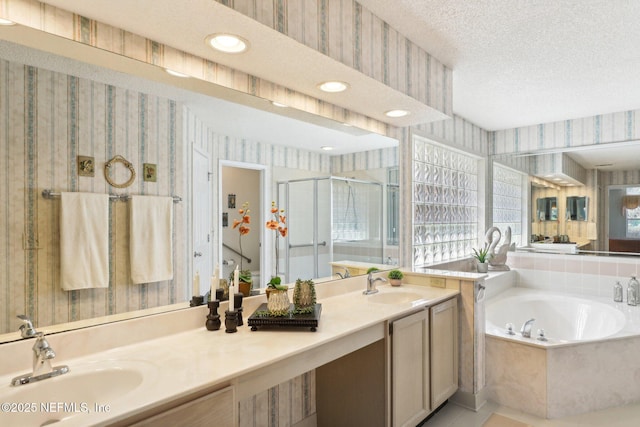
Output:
(127, 386), (234, 427)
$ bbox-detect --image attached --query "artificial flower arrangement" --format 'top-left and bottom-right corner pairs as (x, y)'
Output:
(265, 201), (288, 277)
(232, 201), (251, 271)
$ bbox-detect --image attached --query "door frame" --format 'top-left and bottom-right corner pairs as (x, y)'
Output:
(219, 160), (269, 289)
(191, 144), (212, 296)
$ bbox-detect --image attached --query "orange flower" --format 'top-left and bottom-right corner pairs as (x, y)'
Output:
(267, 201), (287, 277)
(232, 201), (251, 270)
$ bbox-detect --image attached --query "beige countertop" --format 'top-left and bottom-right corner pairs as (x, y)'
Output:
(0, 278), (459, 427)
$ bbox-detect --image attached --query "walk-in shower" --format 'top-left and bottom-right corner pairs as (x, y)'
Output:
(277, 176), (384, 282)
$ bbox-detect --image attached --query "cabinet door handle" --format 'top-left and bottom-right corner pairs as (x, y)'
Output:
(194, 251), (202, 258)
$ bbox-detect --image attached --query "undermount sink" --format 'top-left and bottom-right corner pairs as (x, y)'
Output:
(367, 291), (426, 305)
(0, 359), (157, 427)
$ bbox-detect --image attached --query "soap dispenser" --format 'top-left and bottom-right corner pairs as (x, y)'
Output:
(627, 276), (639, 306)
(613, 280), (623, 303)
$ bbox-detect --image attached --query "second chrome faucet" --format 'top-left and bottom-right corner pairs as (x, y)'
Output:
(363, 272), (386, 295)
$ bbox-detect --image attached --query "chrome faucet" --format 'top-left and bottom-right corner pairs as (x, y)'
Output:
(32, 332), (57, 377)
(336, 268), (351, 279)
(17, 314), (37, 338)
(520, 318), (535, 338)
(10, 317), (69, 386)
(363, 272), (386, 295)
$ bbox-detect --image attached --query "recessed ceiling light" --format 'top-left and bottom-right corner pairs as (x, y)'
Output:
(342, 122), (352, 127)
(272, 101), (288, 108)
(321, 146), (334, 151)
(318, 81), (349, 93)
(0, 18), (16, 26)
(385, 109), (410, 118)
(206, 33), (249, 53)
(165, 69), (189, 78)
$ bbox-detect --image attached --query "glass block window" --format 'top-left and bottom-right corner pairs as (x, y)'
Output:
(492, 164), (525, 247)
(412, 137), (478, 268)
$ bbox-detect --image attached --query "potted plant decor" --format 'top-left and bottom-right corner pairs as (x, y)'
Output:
(265, 276), (287, 300)
(229, 269), (253, 297)
(366, 267), (380, 274)
(472, 245), (491, 273)
(387, 269), (404, 286)
(293, 279), (316, 313)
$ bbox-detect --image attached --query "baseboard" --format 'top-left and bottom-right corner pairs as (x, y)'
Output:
(450, 389), (488, 411)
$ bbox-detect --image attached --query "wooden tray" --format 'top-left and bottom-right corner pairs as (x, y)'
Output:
(247, 303), (321, 332)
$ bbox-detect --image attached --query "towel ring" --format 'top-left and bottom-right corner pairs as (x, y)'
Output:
(104, 155), (136, 188)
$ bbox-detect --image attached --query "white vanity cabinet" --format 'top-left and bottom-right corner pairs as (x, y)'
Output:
(389, 296), (458, 427)
(390, 308), (431, 427)
(125, 386), (234, 427)
(430, 297), (458, 409)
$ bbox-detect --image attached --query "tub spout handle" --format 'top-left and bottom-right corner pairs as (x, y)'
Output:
(505, 323), (515, 335)
(520, 318), (535, 338)
(537, 328), (548, 342)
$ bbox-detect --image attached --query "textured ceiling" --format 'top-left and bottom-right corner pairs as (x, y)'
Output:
(359, 0), (640, 130)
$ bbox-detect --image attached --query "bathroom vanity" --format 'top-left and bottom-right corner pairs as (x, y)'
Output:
(0, 272), (477, 427)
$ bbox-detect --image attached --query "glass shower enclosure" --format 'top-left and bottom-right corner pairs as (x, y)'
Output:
(277, 176), (384, 282)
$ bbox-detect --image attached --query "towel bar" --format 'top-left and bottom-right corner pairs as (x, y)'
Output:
(42, 189), (182, 203)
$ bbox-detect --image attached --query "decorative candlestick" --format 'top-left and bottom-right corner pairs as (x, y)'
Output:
(191, 270), (203, 306)
(225, 310), (238, 333)
(210, 264), (219, 299)
(193, 270), (200, 296)
(205, 300), (221, 331)
(234, 293), (244, 326)
(190, 295), (204, 306)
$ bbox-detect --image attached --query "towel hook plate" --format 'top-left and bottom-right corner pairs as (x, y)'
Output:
(104, 155), (136, 188)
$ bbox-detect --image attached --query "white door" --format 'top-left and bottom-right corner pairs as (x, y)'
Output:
(192, 145), (212, 296)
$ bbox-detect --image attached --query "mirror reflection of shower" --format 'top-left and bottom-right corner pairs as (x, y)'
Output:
(278, 176), (384, 282)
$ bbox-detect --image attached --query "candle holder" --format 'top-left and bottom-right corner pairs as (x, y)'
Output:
(225, 310), (238, 333)
(205, 301), (221, 331)
(234, 293), (244, 326)
(190, 295), (204, 307)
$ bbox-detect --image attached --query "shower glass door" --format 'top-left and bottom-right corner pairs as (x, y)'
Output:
(279, 179), (331, 282)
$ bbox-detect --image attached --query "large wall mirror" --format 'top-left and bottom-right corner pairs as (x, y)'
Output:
(492, 142), (640, 255)
(0, 25), (399, 340)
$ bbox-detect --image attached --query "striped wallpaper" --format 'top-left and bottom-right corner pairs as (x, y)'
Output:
(1, 0), (390, 137)
(0, 58), (184, 334)
(491, 108), (640, 155)
(531, 153), (587, 185)
(216, 0), (453, 117)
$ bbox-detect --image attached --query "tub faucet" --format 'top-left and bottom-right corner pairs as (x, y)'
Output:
(520, 318), (535, 338)
(363, 272), (386, 295)
(336, 268), (351, 279)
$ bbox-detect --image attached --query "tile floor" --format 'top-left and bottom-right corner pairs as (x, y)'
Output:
(424, 400), (640, 427)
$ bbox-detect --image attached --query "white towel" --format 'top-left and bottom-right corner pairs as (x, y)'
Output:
(129, 195), (174, 284)
(60, 192), (110, 291)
